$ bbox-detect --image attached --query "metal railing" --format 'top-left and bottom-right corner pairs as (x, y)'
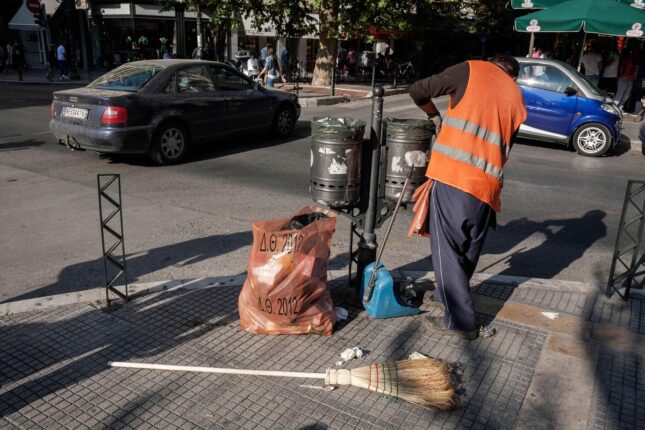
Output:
(606, 180), (645, 300)
(97, 174), (129, 305)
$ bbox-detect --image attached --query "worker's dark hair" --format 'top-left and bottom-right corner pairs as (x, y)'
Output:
(490, 55), (520, 78)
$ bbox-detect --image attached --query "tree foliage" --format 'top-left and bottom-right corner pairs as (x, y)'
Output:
(154, 1), (518, 84)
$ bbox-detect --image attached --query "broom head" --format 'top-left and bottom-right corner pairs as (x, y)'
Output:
(325, 358), (455, 411)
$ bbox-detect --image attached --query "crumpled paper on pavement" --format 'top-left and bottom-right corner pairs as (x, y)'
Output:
(408, 351), (429, 360)
(336, 347), (364, 366)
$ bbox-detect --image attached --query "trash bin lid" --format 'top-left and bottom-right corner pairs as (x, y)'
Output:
(312, 117), (366, 140)
(385, 118), (433, 140)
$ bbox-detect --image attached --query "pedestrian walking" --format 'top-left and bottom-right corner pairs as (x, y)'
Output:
(57, 41), (69, 80)
(580, 43), (602, 86)
(6, 41), (13, 71)
(408, 55), (527, 339)
(12, 42), (25, 81)
(615, 47), (638, 111)
(258, 47), (284, 88)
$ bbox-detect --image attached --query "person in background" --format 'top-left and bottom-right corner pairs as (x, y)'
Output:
(46, 45), (57, 82)
(6, 41), (13, 71)
(258, 47), (284, 88)
(347, 47), (357, 77)
(580, 43), (603, 86)
(615, 47), (638, 111)
(0, 43), (5, 73)
(280, 46), (291, 82)
(531, 46), (546, 77)
(408, 55), (527, 340)
(12, 41), (25, 81)
(260, 42), (272, 68)
(57, 40), (69, 80)
(600, 47), (619, 94)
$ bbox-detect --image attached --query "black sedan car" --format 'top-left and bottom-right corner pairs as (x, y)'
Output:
(50, 60), (301, 164)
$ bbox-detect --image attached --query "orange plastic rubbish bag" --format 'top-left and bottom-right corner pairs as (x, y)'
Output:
(407, 179), (432, 238)
(238, 206), (337, 335)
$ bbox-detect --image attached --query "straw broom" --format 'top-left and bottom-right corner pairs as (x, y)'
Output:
(109, 358), (455, 410)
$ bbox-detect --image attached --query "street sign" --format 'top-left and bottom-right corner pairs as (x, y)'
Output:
(26, 0), (41, 14)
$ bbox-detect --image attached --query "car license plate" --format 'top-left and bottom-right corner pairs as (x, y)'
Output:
(62, 107), (88, 120)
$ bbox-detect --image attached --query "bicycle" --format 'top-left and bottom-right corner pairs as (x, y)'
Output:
(393, 61), (419, 88)
(289, 59), (307, 83)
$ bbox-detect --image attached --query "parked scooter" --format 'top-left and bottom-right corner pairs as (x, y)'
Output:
(234, 50), (260, 81)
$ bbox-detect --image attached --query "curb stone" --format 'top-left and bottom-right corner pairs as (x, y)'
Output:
(2, 269), (629, 316)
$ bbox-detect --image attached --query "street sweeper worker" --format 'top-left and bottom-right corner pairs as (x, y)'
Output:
(408, 55), (527, 340)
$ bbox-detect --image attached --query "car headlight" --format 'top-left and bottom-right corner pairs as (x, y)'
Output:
(601, 102), (621, 117)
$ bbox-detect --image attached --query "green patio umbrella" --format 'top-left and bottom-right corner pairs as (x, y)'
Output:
(515, 0), (645, 35)
(515, 0), (645, 67)
(511, 0), (645, 9)
(510, 0), (566, 9)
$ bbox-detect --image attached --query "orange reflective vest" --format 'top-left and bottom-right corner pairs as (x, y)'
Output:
(426, 61), (527, 212)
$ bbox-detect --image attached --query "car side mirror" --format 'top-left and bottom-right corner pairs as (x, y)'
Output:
(564, 86), (577, 96)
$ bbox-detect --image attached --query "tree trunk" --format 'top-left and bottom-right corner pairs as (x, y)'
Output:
(311, 2), (338, 87)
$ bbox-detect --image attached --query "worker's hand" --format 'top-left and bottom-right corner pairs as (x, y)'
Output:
(428, 114), (442, 135)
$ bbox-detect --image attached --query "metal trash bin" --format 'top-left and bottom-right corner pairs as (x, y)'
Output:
(310, 117), (366, 208)
(384, 118), (433, 203)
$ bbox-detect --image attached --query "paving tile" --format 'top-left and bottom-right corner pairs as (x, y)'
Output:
(0, 284), (552, 429)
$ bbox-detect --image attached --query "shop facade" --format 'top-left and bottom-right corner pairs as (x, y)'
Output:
(6, 0), (320, 75)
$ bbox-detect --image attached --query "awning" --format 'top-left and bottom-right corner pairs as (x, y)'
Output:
(9, 0), (43, 31)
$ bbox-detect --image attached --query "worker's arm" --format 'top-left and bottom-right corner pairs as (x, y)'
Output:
(409, 62), (469, 114)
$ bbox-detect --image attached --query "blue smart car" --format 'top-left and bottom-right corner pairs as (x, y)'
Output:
(515, 57), (622, 157)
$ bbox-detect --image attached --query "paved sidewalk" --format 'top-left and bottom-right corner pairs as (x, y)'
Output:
(0, 270), (643, 429)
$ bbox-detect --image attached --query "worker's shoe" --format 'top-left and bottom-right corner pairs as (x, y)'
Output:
(422, 316), (479, 340)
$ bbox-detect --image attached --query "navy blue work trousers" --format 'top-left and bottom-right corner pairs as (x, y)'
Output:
(428, 181), (495, 331)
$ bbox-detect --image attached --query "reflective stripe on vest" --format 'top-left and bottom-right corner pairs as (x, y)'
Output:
(442, 116), (510, 160)
(432, 142), (504, 181)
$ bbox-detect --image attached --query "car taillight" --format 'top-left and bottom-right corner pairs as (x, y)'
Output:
(101, 106), (128, 125)
(50, 102), (55, 119)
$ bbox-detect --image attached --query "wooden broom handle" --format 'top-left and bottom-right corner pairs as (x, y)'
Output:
(109, 361), (326, 379)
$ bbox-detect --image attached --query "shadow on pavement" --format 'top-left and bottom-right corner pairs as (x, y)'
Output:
(1, 231), (252, 304)
(0, 139), (47, 152)
(0, 286), (242, 424)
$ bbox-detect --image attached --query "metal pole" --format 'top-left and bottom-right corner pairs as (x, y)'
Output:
(370, 43), (377, 93)
(331, 42), (337, 96)
(356, 85), (384, 295)
(363, 167), (413, 302)
(527, 32), (535, 57)
(577, 33), (587, 72)
(196, 2), (202, 59)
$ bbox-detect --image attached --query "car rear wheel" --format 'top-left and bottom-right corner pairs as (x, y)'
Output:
(572, 123), (612, 157)
(272, 105), (295, 138)
(150, 122), (189, 165)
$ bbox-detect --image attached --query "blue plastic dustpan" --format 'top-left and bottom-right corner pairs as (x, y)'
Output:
(361, 262), (421, 319)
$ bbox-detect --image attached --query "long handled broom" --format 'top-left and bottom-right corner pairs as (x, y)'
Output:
(109, 358), (455, 410)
